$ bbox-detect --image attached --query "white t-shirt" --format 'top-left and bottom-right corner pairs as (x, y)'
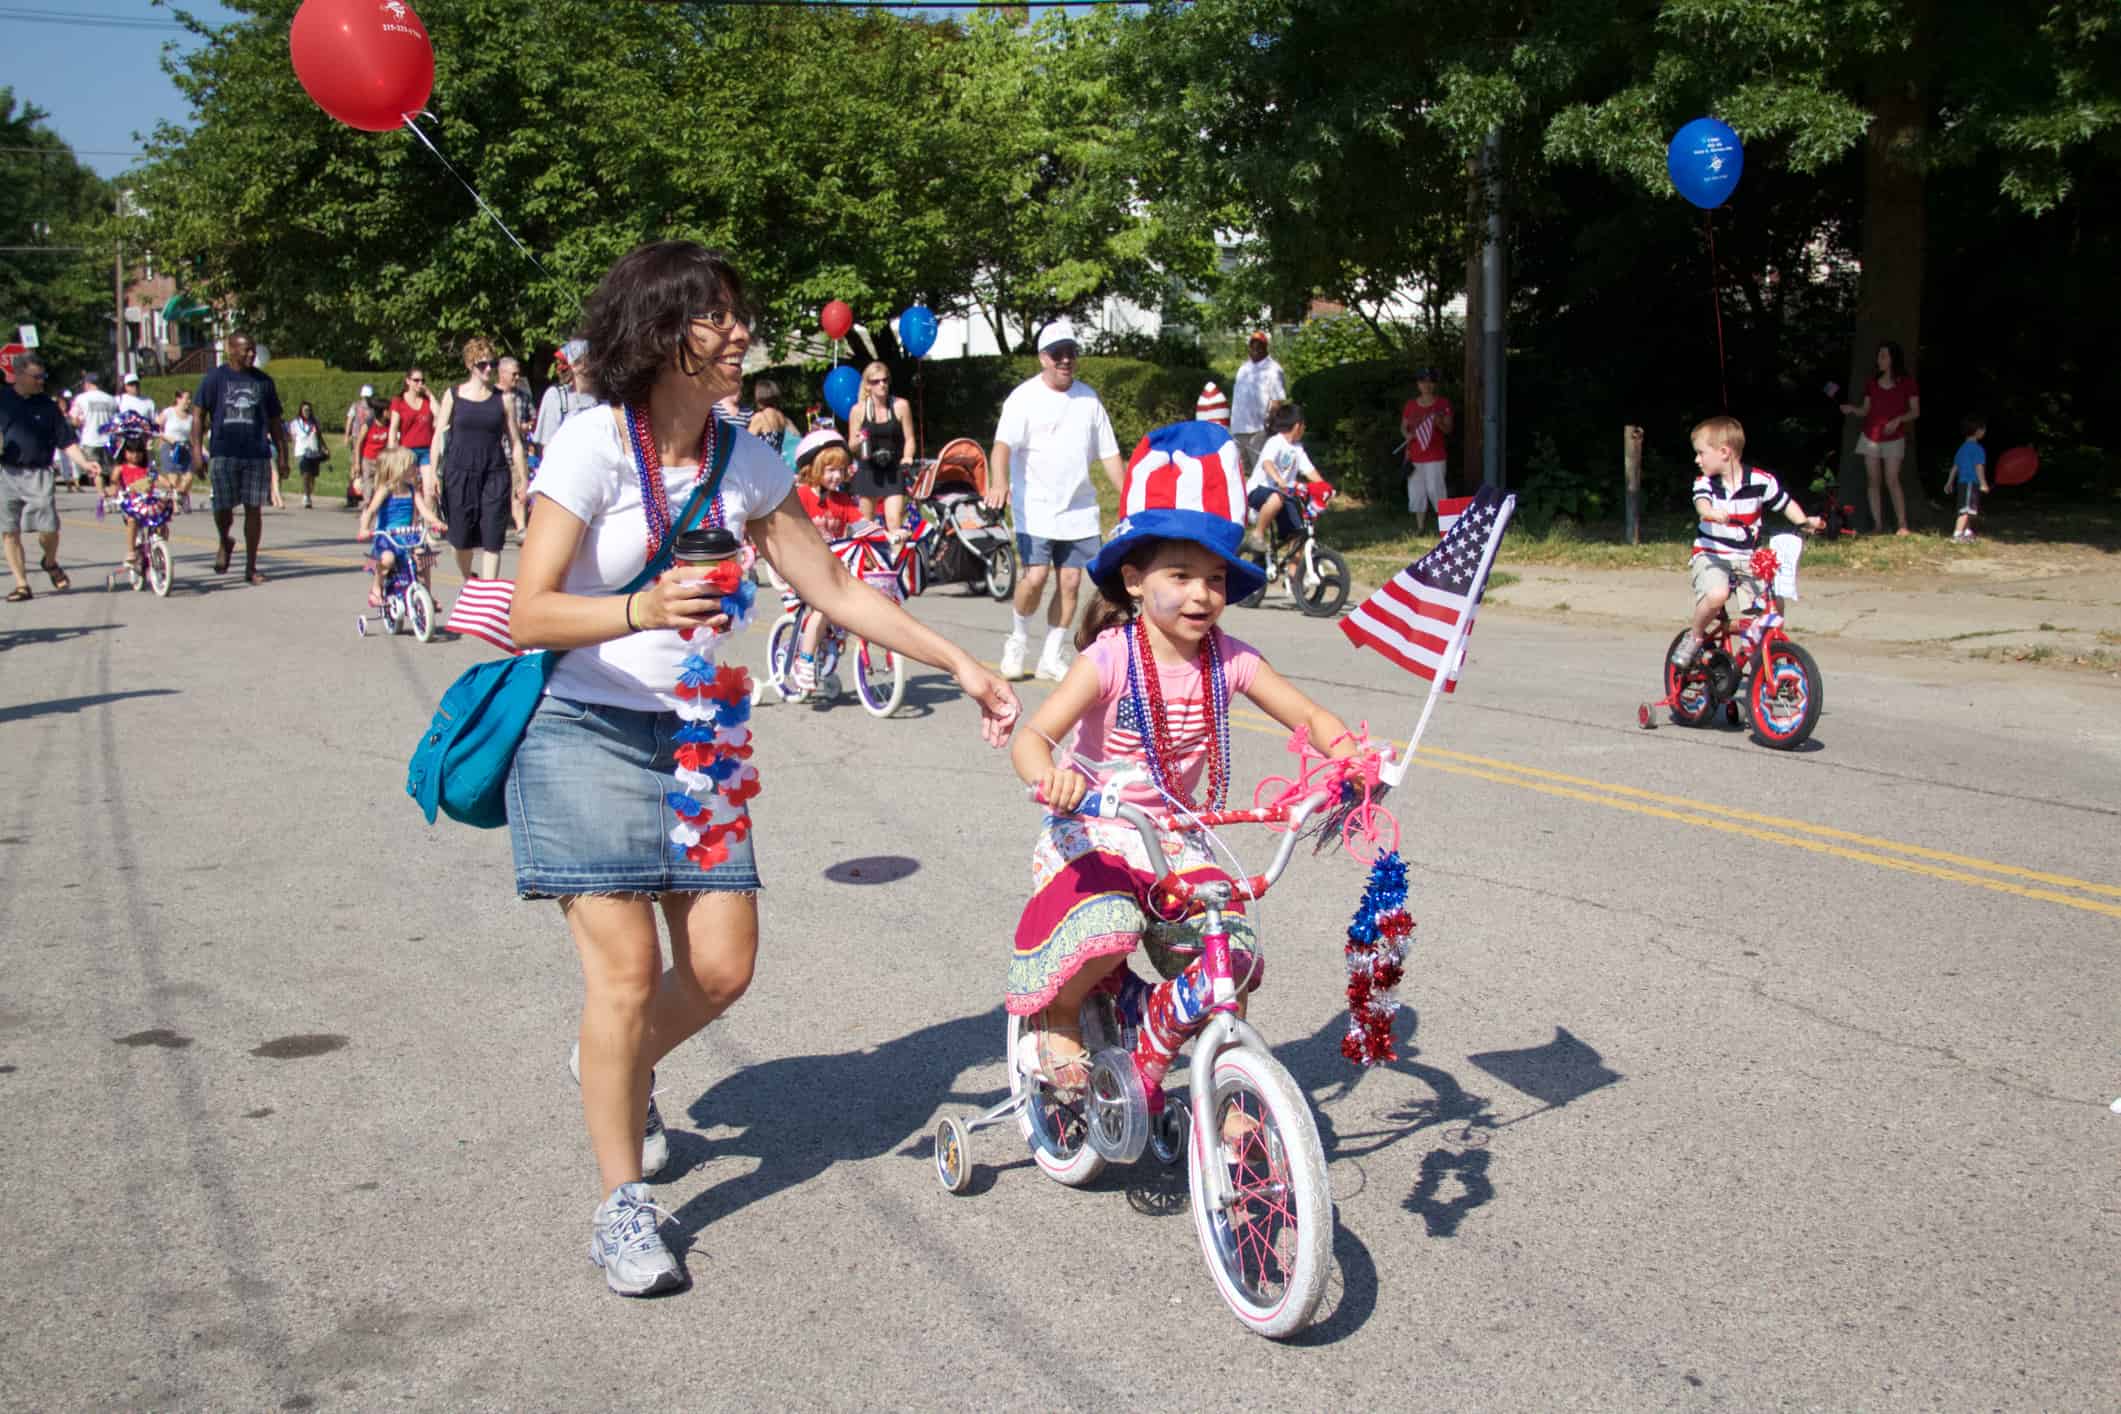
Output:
(1247, 433), (1317, 494)
(74, 387), (117, 441)
(118, 392), (157, 424)
(533, 405), (795, 713)
(993, 375), (1118, 541)
(1229, 356), (1286, 435)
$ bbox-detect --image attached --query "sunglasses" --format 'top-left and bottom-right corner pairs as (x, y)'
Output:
(693, 308), (746, 332)
(472, 360), (494, 371)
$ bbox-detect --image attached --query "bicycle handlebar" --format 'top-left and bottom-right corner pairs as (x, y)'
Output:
(1027, 784), (1334, 912)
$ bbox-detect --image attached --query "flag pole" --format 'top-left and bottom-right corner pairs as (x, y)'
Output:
(1382, 495), (1514, 788)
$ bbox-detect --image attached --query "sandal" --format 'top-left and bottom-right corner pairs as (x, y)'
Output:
(40, 559), (69, 592)
(214, 537), (233, 574)
(6, 585), (30, 604)
(246, 569), (267, 586)
(1018, 1027), (1092, 1092)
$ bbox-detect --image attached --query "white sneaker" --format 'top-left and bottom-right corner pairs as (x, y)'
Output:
(570, 1042), (671, 1179)
(1035, 644), (1070, 682)
(590, 1183), (685, 1296)
(999, 634), (1028, 680)
(793, 654), (819, 697)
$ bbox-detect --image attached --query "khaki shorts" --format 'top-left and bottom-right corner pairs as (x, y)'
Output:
(0, 466), (58, 535)
(1690, 554), (1760, 606)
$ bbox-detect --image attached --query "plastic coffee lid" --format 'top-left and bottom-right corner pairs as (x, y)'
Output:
(673, 526), (739, 560)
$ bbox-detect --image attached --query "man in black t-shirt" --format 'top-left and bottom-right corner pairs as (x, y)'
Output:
(1, 354), (102, 601)
(190, 332), (288, 584)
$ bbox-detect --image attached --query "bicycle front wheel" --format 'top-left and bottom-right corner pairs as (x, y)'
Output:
(1188, 1044), (1332, 1339)
(766, 611), (803, 701)
(854, 637), (905, 717)
(1296, 546), (1350, 618)
(146, 538), (173, 597)
(406, 583), (436, 643)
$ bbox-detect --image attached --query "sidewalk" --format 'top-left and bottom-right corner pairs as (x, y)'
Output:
(1478, 550), (2121, 668)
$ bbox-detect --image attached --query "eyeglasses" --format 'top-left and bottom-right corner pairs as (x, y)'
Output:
(693, 308), (745, 332)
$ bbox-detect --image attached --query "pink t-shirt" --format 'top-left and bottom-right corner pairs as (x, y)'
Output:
(1068, 626), (1262, 807)
(1863, 376), (1918, 443)
(1402, 396), (1453, 463)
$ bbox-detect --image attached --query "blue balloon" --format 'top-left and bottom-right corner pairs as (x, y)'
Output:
(898, 303), (938, 359)
(823, 364), (861, 419)
(1666, 117), (1744, 209)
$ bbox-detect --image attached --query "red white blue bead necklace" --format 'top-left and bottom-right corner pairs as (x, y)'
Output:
(1124, 612), (1230, 813)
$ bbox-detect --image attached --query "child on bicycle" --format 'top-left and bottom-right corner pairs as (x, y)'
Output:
(355, 447), (444, 608)
(105, 414), (166, 567)
(1242, 402), (1324, 555)
(1674, 415), (1822, 667)
(1009, 421), (1364, 1094)
(788, 428), (872, 696)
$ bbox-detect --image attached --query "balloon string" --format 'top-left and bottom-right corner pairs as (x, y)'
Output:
(1706, 210), (1729, 411)
(401, 114), (553, 280)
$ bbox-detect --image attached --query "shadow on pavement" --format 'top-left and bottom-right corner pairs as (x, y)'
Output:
(666, 1005), (1005, 1251)
(0, 687), (179, 724)
(0, 622), (123, 654)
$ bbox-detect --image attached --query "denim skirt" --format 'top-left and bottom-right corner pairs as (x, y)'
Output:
(506, 693), (763, 899)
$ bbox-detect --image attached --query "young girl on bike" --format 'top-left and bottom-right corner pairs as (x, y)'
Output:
(787, 428), (870, 695)
(354, 447), (444, 608)
(107, 415), (164, 569)
(1008, 421), (1361, 1092)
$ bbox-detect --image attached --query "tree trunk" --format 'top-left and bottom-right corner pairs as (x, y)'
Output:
(1461, 157), (1484, 497)
(1844, 53), (1930, 528)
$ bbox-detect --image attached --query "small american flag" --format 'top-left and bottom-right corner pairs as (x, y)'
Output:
(1435, 494), (1474, 535)
(1341, 486), (1514, 689)
(443, 578), (519, 655)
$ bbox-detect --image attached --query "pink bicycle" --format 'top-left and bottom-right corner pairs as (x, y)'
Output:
(1253, 724), (1401, 863)
(935, 750), (1392, 1339)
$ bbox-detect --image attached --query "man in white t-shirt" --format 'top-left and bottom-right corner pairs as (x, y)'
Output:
(983, 318), (1121, 681)
(117, 372), (157, 426)
(71, 373), (118, 491)
(1228, 330), (1286, 473)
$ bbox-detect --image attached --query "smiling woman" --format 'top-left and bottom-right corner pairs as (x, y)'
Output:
(502, 239), (1021, 1299)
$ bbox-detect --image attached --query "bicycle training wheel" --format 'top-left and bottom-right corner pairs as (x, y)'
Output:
(146, 538), (173, 598)
(1746, 640), (1821, 750)
(766, 611), (803, 702)
(984, 545), (1017, 601)
(1296, 547), (1350, 618)
(1006, 1013), (1105, 1188)
(853, 637), (905, 717)
(1661, 631), (1717, 727)
(1187, 1044), (1332, 1339)
(405, 583), (435, 642)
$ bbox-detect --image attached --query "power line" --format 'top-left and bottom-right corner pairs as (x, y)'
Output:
(0, 7), (189, 28)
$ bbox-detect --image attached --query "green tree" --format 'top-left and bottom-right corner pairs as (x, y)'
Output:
(0, 90), (116, 384)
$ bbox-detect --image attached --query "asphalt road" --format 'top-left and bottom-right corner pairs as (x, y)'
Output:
(3, 498), (2116, 1411)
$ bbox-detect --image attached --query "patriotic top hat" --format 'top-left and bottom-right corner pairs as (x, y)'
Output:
(1195, 381), (1230, 424)
(1089, 420), (1265, 602)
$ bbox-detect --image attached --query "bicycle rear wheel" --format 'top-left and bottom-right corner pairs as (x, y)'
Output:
(1007, 1013), (1105, 1188)
(853, 637), (905, 717)
(146, 538), (173, 597)
(1188, 1044), (1331, 1339)
(1662, 631), (1717, 727)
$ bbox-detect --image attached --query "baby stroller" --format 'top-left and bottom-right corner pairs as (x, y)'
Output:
(912, 438), (1015, 600)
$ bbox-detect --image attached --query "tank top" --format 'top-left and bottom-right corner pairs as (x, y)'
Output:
(361, 419), (390, 459)
(442, 390), (507, 475)
(160, 409), (194, 446)
(379, 492), (415, 531)
(859, 399), (904, 468)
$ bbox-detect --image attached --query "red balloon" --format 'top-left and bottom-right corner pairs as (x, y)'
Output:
(290, 0), (436, 133)
(1994, 445), (2039, 486)
(820, 300), (854, 341)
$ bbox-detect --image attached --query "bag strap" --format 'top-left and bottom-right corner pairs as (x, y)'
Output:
(618, 417), (737, 596)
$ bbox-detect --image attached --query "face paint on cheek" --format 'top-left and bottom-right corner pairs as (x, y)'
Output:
(1149, 586), (1187, 622)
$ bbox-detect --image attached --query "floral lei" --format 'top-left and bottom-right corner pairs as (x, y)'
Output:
(622, 404), (761, 873)
(1122, 612), (1230, 813)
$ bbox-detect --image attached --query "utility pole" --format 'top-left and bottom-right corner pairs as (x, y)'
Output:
(112, 188), (125, 383)
(1479, 126), (1507, 491)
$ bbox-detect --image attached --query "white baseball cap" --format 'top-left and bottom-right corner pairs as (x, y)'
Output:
(359, 384), (375, 397)
(1036, 318), (1079, 353)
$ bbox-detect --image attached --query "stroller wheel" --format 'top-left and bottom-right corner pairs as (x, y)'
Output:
(983, 544), (1017, 601)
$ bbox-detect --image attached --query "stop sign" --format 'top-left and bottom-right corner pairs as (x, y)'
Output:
(0, 343), (25, 381)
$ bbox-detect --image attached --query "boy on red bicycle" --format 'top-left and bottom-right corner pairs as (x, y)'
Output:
(1673, 415), (1822, 668)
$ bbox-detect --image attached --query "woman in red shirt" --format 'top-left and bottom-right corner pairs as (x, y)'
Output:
(386, 367), (438, 499)
(1839, 340), (1920, 536)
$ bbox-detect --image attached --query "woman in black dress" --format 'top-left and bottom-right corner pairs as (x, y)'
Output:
(848, 361), (916, 537)
(431, 337), (529, 579)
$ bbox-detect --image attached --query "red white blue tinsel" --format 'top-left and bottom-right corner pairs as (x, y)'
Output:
(1342, 850), (1414, 1067)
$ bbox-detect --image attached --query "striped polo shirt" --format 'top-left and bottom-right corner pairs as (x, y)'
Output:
(1692, 466), (1789, 559)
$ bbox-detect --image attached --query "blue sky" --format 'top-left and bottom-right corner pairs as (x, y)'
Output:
(10, 1), (246, 177)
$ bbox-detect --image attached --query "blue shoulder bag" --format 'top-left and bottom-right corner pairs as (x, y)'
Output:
(407, 427), (735, 828)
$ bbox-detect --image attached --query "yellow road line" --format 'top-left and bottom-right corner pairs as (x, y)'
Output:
(1219, 706), (2121, 920)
